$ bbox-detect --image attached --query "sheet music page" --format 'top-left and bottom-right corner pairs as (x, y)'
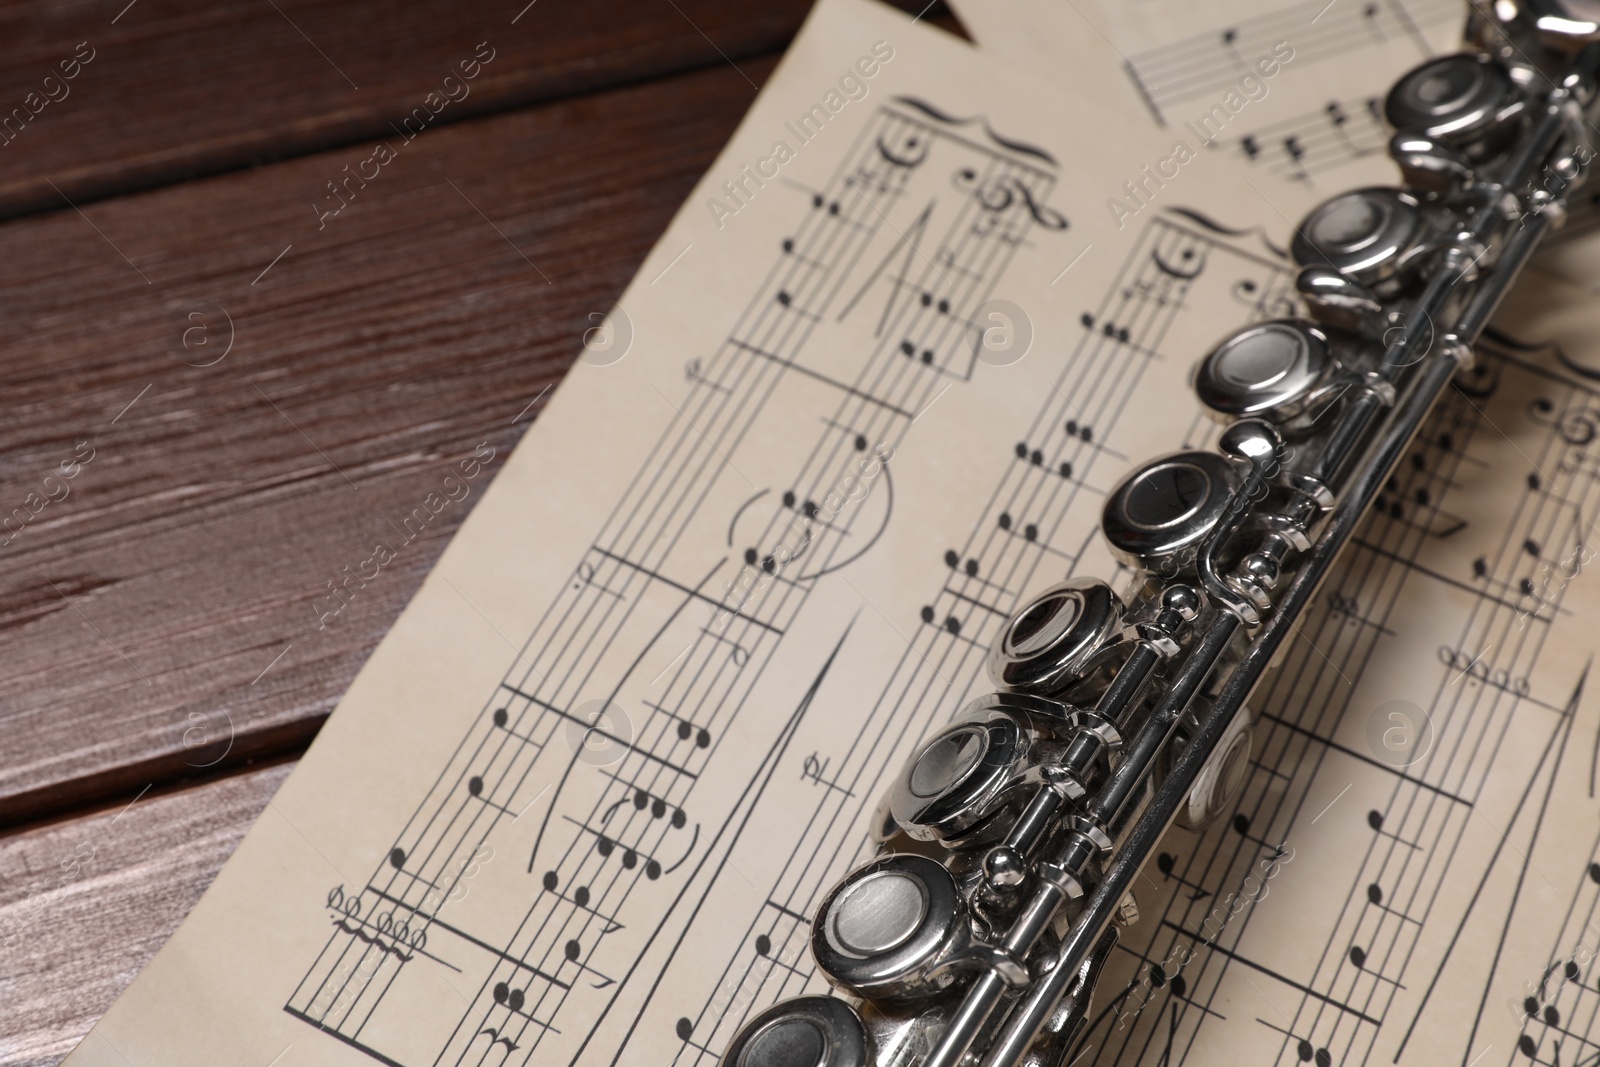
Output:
(55, 1), (1600, 1066)
(947, 0), (1465, 194)
(1533, 226), (1600, 292)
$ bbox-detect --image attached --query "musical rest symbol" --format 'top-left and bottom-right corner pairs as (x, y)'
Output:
(479, 1025), (520, 1052)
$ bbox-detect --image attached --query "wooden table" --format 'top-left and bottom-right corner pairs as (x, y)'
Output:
(0, 2), (958, 1060)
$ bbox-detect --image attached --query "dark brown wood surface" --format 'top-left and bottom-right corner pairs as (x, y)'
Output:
(0, 762), (293, 1067)
(0, 0), (812, 217)
(0, 51), (776, 831)
(0, 2), (963, 1062)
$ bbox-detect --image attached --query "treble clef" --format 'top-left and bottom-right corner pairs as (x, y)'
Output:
(977, 176), (1016, 213)
(951, 170), (1068, 231)
(1013, 181), (1067, 230)
(1528, 396), (1600, 445)
(952, 168), (1007, 209)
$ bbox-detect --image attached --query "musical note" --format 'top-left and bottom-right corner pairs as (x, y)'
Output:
(1155, 852), (1213, 901)
(801, 753), (855, 796)
(1227, 95), (1392, 181)
(1121, 0), (1455, 121)
(253, 38), (1600, 1067)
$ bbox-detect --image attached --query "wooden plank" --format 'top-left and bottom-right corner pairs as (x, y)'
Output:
(0, 0), (955, 220)
(0, 763), (293, 1067)
(0, 0), (817, 218)
(0, 53), (787, 827)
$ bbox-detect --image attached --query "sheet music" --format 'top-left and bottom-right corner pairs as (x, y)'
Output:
(56, 2), (1600, 1066)
(946, 0), (1465, 192)
(1071, 266), (1600, 1065)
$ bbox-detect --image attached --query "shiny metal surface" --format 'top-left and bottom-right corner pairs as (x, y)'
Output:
(888, 709), (1023, 845)
(1194, 319), (1332, 422)
(720, 15), (1599, 1067)
(1385, 52), (1515, 142)
(1100, 450), (1238, 572)
(985, 578), (1123, 694)
(1290, 187), (1423, 289)
(724, 996), (873, 1067)
(812, 853), (967, 999)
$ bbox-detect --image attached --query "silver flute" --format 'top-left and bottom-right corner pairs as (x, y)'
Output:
(722, 3), (1600, 1065)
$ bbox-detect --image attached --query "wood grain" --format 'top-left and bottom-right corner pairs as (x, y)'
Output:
(0, 0), (814, 218)
(0, 762), (293, 1067)
(0, 52), (787, 828)
(0, 5), (975, 1060)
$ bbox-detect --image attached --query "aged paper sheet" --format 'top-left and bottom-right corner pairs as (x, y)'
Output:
(947, 0), (1465, 196)
(58, 1), (1600, 1066)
